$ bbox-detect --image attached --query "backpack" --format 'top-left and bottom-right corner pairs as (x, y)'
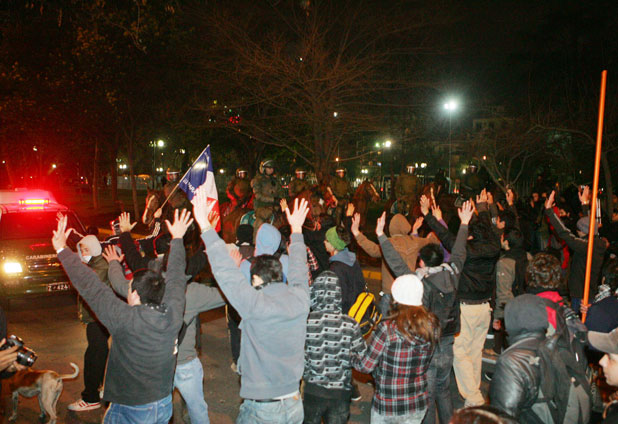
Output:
(418, 265), (459, 334)
(348, 291), (382, 337)
(529, 300), (591, 424)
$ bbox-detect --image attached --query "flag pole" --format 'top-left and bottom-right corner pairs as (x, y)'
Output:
(160, 145), (210, 210)
(582, 71), (607, 323)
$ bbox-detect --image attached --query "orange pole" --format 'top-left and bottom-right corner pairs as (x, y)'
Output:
(582, 70), (607, 323)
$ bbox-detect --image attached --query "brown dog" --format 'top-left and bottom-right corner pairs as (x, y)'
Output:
(4, 362), (79, 424)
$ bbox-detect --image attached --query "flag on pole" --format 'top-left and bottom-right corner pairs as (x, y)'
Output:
(177, 146), (220, 231)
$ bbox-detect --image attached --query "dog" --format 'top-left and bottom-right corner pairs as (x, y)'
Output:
(4, 362), (79, 424)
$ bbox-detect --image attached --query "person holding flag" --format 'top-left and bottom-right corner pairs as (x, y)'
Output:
(175, 146), (221, 232)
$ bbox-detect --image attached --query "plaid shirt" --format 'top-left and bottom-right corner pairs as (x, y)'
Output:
(355, 320), (435, 416)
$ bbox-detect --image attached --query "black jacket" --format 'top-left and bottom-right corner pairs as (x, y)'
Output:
(425, 204), (501, 301)
(378, 224), (468, 337)
(328, 250), (365, 314)
(544, 208), (606, 299)
(490, 333), (546, 422)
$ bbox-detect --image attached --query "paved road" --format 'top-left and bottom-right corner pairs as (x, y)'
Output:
(3, 274), (491, 423)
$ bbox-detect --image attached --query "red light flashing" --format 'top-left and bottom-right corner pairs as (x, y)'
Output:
(19, 199), (49, 206)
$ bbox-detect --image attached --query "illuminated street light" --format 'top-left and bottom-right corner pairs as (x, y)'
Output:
(219, 168), (225, 174)
(384, 140), (392, 148)
(443, 98), (460, 191)
(157, 139), (165, 148)
(333, 111), (338, 118)
(52, 164), (57, 169)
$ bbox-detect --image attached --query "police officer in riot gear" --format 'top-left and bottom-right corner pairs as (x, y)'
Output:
(288, 167), (311, 199)
(394, 163), (420, 216)
(226, 168), (252, 210)
(251, 159), (283, 235)
(328, 167), (353, 225)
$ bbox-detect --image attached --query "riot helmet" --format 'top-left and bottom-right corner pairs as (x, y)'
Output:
(236, 168), (248, 179)
(295, 167), (307, 179)
(259, 159), (275, 174)
(166, 167), (181, 183)
(406, 163), (416, 175)
(335, 167), (346, 178)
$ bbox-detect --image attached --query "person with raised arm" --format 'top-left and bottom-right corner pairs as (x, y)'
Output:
(194, 185), (311, 424)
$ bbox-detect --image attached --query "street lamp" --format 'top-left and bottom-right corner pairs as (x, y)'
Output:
(443, 99), (459, 191)
(150, 140), (165, 188)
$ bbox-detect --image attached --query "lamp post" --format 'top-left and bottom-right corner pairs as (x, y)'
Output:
(150, 139), (165, 188)
(443, 100), (458, 192)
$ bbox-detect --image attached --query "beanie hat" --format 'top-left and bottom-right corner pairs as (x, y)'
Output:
(77, 235), (102, 260)
(577, 217), (598, 235)
(391, 274), (424, 306)
(505, 294), (548, 337)
(236, 224), (253, 245)
(325, 226), (347, 251)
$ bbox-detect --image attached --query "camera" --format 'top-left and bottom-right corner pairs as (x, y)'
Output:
(0, 335), (37, 367)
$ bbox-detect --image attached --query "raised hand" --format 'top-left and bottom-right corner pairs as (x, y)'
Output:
(506, 189), (515, 206)
(346, 203), (355, 217)
(487, 191), (494, 205)
(285, 198), (310, 233)
(52, 215), (73, 252)
(412, 216), (424, 234)
(420, 195), (430, 216)
(118, 212), (137, 233)
(458, 200), (474, 225)
(280, 198), (288, 212)
(192, 185), (219, 231)
(431, 205), (443, 222)
(544, 191), (556, 210)
(229, 248), (243, 268)
(351, 213), (361, 237)
(375, 211), (386, 237)
(165, 208), (194, 239)
(102, 245), (124, 264)
(476, 188), (488, 204)
(578, 185), (590, 205)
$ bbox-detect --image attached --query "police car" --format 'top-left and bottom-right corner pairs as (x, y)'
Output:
(0, 189), (86, 307)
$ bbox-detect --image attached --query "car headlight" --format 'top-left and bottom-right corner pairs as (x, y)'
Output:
(3, 261), (23, 274)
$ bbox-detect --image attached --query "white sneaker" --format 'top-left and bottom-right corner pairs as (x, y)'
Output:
(68, 399), (101, 412)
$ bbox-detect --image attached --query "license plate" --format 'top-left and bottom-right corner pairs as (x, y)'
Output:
(46, 282), (70, 292)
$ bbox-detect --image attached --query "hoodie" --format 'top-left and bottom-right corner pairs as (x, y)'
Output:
(304, 271), (367, 399)
(329, 248), (365, 313)
(240, 223), (289, 283)
(354, 214), (439, 293)
(58, 238), (188, 405)
(378, 223), (468, 337)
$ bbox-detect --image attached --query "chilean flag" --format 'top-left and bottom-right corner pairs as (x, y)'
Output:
(178, 146), (221, 231)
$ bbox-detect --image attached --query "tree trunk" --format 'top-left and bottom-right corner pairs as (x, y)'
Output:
(92, 140), (99, 210)
(127, 135), (140, 218)
(601, 151), (615, 214)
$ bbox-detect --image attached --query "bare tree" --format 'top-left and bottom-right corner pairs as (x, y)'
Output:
(189, 0), (452, 181)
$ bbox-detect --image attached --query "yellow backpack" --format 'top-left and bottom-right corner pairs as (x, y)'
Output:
(348, 291), (382, 337)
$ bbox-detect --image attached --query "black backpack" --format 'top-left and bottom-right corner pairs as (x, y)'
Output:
(420, 265), (459, 334)
(529, 300), (591, 424)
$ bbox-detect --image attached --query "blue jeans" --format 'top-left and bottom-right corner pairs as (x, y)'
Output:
(174, 357), (209, 424)
(103, 394), (172, 424)
(424, 335), (454, 424)
(236, 394), (303, 424)
(371, 408), (427, 424)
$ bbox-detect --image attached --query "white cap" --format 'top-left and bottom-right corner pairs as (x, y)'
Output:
(391, 274), (424, 306)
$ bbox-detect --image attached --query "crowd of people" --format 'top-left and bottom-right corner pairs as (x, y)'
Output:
(1, 159), (617, 424)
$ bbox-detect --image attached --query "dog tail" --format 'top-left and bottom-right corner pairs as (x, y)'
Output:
(59, 362), (80, 380)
